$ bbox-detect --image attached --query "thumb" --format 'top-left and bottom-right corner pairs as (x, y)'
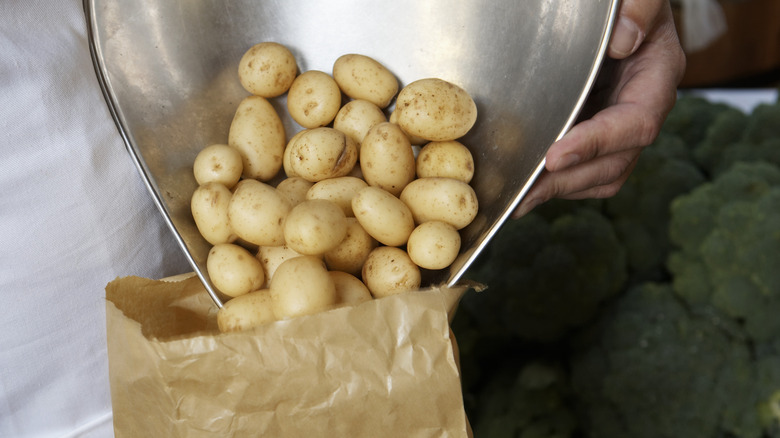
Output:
(609, 0), (668, 58)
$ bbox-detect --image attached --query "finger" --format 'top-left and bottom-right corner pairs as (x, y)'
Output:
(609, 0), (668, 58)
(512, 148), (640, 218)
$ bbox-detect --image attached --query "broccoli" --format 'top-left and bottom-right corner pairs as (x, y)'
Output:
(661, 95), (736, 146)
(469, 360), (578, 438)
(569, 282), (763, 438)
(694, 101), (780, 178)
(667, 161), (780, 343)
(603, 131), (706, 285)
(461, 204), (627, 343)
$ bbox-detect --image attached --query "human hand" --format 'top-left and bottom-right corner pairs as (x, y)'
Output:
(512, 0), (686, 217)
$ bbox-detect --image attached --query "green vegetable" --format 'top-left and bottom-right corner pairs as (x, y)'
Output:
(462, 204), (627, 342)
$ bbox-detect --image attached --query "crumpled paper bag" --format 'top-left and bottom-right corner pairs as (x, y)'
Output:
(105, 273), (474, 437)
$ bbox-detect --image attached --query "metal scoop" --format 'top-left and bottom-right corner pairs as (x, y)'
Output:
(85, 0), (619, 307)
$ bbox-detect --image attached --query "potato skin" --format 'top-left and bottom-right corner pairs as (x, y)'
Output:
(360, 122), (416, 196)
(333, 99), (387, 150)
(207, 243), (266, 298)
(332, 54), (398, 108)
(330, 271), (372, 306)
(237, 42), (298, 98)
(286, 70), (342, 128)
(406, 221), (461, 270)
(394, 78), (477, 142)
(283, 199), (348, 256)
(193, 144), (243, 188)
(228, 179), (291, 247)
(270, 255), (337, 319)
(306, 176), (368, 217)
(361, 246), (421, 298)
(287, 127), (358, 182)
(191, 182), (236, 245)
(228, 95), (286, 181)
(323, 217), (378, 276)
(217, 289), (277, 333)
(352, 186), (415, 247)
(399, 177), (478, 230)
(415, 140), (474, 183)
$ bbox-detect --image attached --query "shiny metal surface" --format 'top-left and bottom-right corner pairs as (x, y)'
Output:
(85, 0), (619, 307)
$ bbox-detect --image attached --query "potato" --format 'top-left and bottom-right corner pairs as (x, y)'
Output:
(256, 244), (307, 286)
(228, 95), (286, 181)
(323, 217), (378, 276)
(330, 271), (372, 306)
(389, 110), (427, 146)
(400, 177), (478, 230)
(416, 140), (474, 183)
(352, 186), (415, 247)
(284, 199), (348, 255)
(192, 144), (243, 188)
(282, 130), (307, 178)
(359, 122), (416, 196)
(228, 179), (291, 246)
(406, 221), (461, 270)
(306, 176), (367, 217)
(286, 70), (341, 128)
(332, 54), (398, 108)
(287, 127), (358, 182)
(394, 78), (477, 142)
(191, 182), (236, 245)
(237, 42), (298, 98)
(217, 289), (277, 333)
(362, 246), (421, 298)
(332, 99), (387, 150)
(270, 255), (337, 319)
(207, 243), (266, 298)
(276, 176), (314, 208)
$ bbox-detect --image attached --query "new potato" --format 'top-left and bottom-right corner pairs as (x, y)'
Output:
(276, 176), (314, 208)
(362, 246), (421, 298)
(406, 221), (461, 270)
(306, 176), (367, 217)
(332, 99), (387, 150)
(416, 140), (475, 183)
(237, 42), (298, 98)
(217, 289), (277, 333)
(207, 243), (266, 298)
(352, 186), (415, 247)
(394, 78), (477, 142)
(323, 217), (378, 276)
(286, 70), (342, 128)
(270, 255), (337, 319)
(228, 179), (291, 247)
(332, 54), (398, 108)
(192, 144), (243, 188)
(256, 244), (307, 286)
(228, 95), (286, 181)
(287, 127), (358, 182)
(360, 122), (416, 196)
(330, 271), (372, 306)
(284, 199), (348, 256)
(400, 177), (478, 230)
(191, 182), (236, 245)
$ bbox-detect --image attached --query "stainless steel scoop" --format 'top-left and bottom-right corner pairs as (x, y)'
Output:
(85, 0), (619, 307)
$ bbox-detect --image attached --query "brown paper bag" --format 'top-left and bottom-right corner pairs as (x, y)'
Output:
(105, 274), (473, 437)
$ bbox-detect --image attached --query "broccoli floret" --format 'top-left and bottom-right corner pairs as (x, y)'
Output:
(694, 101), (780, 178)
(667, 161), (780, 343)
(461, 205), (627, 342)
(604, 132), (706, 285)
(569, 282), (762, 438)
(470, 361), (578, 438)
(662, 95), (736, 146)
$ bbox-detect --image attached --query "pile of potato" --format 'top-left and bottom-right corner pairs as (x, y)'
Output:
(189, 42), (479, 333)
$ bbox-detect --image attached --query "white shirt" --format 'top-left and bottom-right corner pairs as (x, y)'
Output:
(1, 1), (190, 436)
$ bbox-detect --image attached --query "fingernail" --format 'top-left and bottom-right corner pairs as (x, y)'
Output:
(553, 153), (580, 171)
(512, 198), (541, 219)
(610, 16), (641, 58)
